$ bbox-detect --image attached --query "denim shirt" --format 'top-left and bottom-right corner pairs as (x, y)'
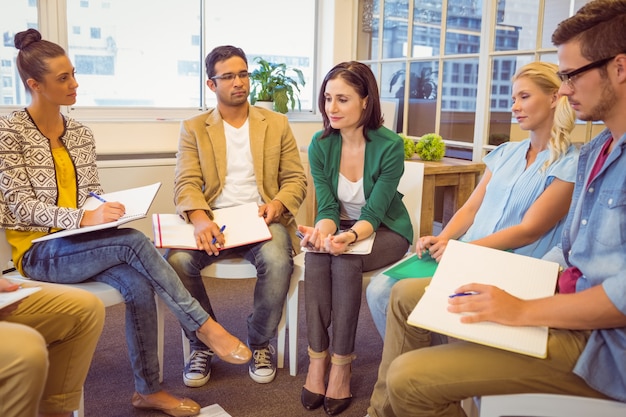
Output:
(561, 128), (626, 401)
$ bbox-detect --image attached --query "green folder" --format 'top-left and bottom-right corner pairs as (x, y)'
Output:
(382, 252), (438, 280)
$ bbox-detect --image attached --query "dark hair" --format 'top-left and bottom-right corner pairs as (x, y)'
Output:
(318, 61), (383, 140)
(552, 0), (626, 62)
(14, 28), (66, 91)
(205, 45), (248, 79)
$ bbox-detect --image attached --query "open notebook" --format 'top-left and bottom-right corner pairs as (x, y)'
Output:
(153, 202), (272, 250)
(33, 182), (161, 242)
(407, 240), (560, 358)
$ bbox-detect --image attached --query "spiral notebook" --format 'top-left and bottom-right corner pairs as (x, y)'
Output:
(33, 183), (161, 242)
(407, 240), (559, 358)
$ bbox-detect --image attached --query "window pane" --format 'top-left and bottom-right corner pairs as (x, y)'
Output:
(63, 0), (315, 110)
(494, 0), (540, 52)
(405, 61), (439, 137)
(203, 0), (315, 111)
(380, 0), (410, 59)
(0, 0), (38, 107)
(439, 58), (478, 143)
(67, 0), (200, 107)
(411, 0), (442, 57)
(488, 55), (532, 145)
(445, 2), (482, 55)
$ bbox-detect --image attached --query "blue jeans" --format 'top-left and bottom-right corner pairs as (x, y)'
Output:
(366, 274), (398, 339)
(304, 225), (409, 355)
(166, 222), (293, 350)
(22, 228), (210, 395)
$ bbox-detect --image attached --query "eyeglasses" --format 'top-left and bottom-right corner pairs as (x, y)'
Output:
(556, 56), (615, 89)
(210, 71), (250, 82)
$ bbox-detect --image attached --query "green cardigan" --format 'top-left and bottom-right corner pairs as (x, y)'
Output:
(308, 126), (413, 244)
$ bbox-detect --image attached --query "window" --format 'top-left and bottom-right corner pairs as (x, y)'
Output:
(357, 0), (593, 160)
(1, 0), (316, 113)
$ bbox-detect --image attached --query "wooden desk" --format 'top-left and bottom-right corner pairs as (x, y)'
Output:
(411, 157), (485, 237)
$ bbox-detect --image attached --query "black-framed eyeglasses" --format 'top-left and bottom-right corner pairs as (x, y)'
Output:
(210, 71), (250, 82)
(556, 56), (615, 89)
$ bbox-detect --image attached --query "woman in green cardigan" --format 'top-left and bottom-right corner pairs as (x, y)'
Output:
(297, 61), (412, 416)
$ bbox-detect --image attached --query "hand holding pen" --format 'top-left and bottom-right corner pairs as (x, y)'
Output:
(81, 192), (125, 226)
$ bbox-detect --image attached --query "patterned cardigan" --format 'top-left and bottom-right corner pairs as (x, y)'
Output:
(0, 110), (102, 232)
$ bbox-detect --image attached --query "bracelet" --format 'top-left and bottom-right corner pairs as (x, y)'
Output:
(346, 228), (359, 243)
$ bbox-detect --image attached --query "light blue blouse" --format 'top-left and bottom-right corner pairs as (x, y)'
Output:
(461, 139), (579, 258)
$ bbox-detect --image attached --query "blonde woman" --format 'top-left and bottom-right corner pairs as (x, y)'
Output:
(367, 61), (578, 337)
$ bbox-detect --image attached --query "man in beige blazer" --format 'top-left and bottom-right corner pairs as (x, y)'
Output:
(167, 45), (306, 387)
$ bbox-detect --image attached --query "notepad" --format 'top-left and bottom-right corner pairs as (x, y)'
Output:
(153, 202), (272, 250)
(382, 252), (438, 279)
(301, 232), (376, 255)
(407, 240), (559, 358)
(33, 183), (161, 242)
(0, 285), (41, 309)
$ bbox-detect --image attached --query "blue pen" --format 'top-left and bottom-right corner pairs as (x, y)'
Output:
(211, 225), (226, 244)
(449, 291), (478, 298)
(89, 192), (107, 203)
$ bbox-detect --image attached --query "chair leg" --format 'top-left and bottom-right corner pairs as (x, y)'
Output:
(276, 301), (286, 369)
(73, 389), (85, 417)
(182, 329), (191, 363)
(287, 270), (303, 376)
(155, 295), (165, 383)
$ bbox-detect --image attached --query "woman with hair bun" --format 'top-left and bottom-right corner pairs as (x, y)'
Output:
(0, 28), (252, 417)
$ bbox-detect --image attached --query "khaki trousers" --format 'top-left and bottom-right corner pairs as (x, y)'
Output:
(367, 278), (608, 417)
(0, 283), (104, 416)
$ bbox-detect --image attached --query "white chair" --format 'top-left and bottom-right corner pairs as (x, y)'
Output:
(288, 160), (425, 375)
(478, 393), (626, 417)
(179, 246), (300, 374)
(0, 230), (165, 417)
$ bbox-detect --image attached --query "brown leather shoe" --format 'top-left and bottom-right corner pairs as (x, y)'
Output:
(132, 392), (201, 417)
(196, 331), (252, 365)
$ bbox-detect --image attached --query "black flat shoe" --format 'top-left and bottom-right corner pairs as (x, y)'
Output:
(323, 395), (352, 416)
(301, 386), (325, 410)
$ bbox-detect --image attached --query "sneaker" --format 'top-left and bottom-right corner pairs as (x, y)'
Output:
(248, 344), (276, 383)
(183, 349), (213, 387)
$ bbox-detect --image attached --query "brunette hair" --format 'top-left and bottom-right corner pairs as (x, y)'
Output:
(318, 61), (383, 140)
(14, 28), (66, 91)
(552, 0), (626, 64)
(205, 45), (248, 80)
(512, 61), (575, 170)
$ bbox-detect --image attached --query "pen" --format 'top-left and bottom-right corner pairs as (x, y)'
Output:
(296, 230), (316, 249)
(211, 225), (226, 245)
(89, 192), (107, 203)
(449, 291), (478, 298)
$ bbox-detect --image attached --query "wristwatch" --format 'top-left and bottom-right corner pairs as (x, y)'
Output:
(346, 228), (359, 243)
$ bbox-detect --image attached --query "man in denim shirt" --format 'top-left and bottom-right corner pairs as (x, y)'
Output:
(366, 1), (626, 416)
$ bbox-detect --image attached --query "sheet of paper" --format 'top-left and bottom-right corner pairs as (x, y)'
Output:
(407, 240), (559, 358)
(0, 286), (41, 309)
(198, 404), (232, 417)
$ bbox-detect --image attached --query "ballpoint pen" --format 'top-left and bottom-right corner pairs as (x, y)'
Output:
(449, 291), (478, 298)
(89, 192), (107, 203)
(211, 225), (226, 245)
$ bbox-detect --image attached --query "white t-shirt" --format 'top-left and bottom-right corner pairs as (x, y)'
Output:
(212, 119), (262, 209)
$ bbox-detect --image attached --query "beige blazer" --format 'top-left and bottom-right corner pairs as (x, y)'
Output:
(173, 105), (307, 250)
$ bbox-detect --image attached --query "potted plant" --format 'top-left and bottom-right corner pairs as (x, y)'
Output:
(249, 57), (306, 114)
(415, 133), (446, 161)
(389, 67), (438, 100)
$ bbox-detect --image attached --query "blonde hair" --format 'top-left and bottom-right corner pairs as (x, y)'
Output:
(512, 61), (575, 171)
